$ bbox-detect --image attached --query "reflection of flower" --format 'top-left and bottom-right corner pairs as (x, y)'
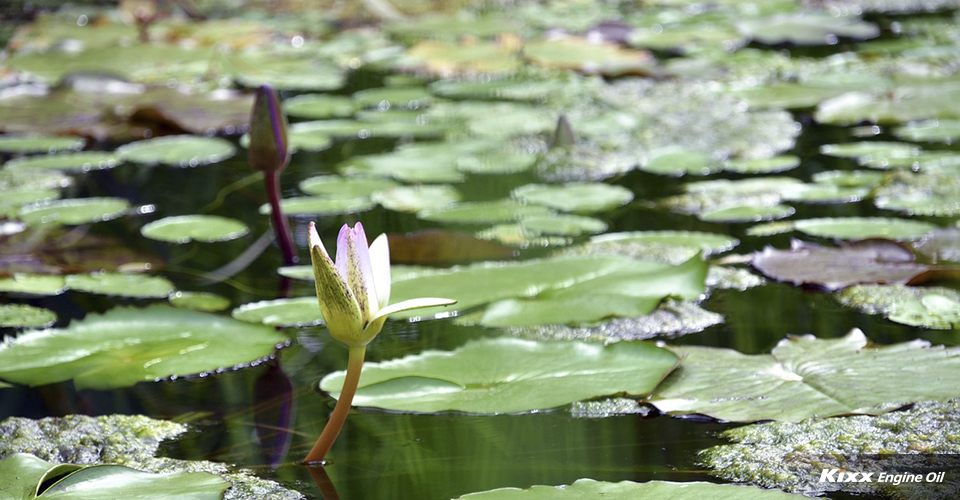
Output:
(309, 221), (455, 347)
(305, 221), (455, 464)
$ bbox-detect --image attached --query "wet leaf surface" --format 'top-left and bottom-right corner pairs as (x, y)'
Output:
(0, 304), (56, 329)
(837, 284), (960, 329)
(140, 215), (249, 244)
(451, 478), (815, 500)
(17, 198), (130, 226)
(65, 273), (175, 299)
(0, 136), (85, 154)
(231, 297), (322, 327)
(117, 136), (236, 168)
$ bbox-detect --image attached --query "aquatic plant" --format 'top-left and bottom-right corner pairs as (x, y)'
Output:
(304, 221), (455, 463)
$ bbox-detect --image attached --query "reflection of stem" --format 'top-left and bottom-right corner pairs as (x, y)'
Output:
(264, 171), (297, 266)
(304, 345), (366, 464)
(306, 464), (342, 500)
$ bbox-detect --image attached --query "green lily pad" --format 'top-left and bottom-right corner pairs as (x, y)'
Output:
(353, 86), (434, 110)
(779, 184), (869, 204)
(372, 185), (461, 213)
(231, 297), (322, 327)
(298, 176), (399, 198)
(0, 305), (289, 389)
(230, 52), (346, 91)
(723, 155), (801, 174)
(389, 253), (707, 326)
(3, 152), (120, 173)
(168, 292), (231, 312)
(116, 136), (236, 168)
(721, 83), (847, 110)
(737, 13), (879, 45)
(520, 215), (607, 236)
(277, 265), (313, 281)
(140, 215), (249, 244)
(874, 171), (960, 215)
(65, 273), (176, 298)
(452, 478), (814, 500)
(17, 198), (130, 226)
(0, 275), (67, 296)
(320, 337), (679, 414)
(475, 224), (572, 248)
(915, 228), (960, 263)
(259, 196), (375, 216)
(811, 170), (884, 188)
(700, 400), (960, 497)
(0, 136), (85, 154)
(651, 329), (960, 422)
(820, 141), (920, 161)
(397, 39), (521, 78)
(838, 284), (960, 329)
(290, 115), (446, 141)
(699, 204), (795, 223)
(0, 189), (60, 218)
(523, 36), (654, 75)
(894, 119), (960, 143)
(659, 177), (804, 219)
(0, 304), (56, 329)
(426, 101), (556, 138)
(511, 183), (633, 214)
(283, 94), (357, 119)
(0, 453), (229, 500)
(429, 73), (593, 102)
(586, 231), (739, 256)
(790, 217), (937, 240)
(816, 80), (960, 125)
(640, 148), (718, 176)
(419, 200), (555, 225)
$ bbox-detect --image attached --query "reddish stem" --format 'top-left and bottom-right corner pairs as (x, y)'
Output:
(265, 171), (297, 265)
(303, 345), (366, 464)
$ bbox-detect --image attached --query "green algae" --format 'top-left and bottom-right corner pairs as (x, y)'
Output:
(0, 414), (301, 500)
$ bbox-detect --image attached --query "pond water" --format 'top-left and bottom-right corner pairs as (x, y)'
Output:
(2, 1), (960, 499)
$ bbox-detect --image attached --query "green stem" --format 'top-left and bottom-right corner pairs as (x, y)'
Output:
(303, 345), (366, 464)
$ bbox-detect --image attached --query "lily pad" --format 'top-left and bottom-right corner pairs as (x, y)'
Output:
(320, 337), (679, 414)
(586, 231), (739, 256)
(0, 453), (229, 500)
(17, 198), (130, 226)
(838, 284), (960, 329)
(298, 176), (399, 198)
(640, 148), (718, 176)
(811, 170), (884, 188)
(389, 253), (707, 326)
(353, 86), (434, 110)
(231, 297), (322, 327)
(0, 275), (67, 296)
(512, 182), (633, 214)
(659, 177), (804, 219)
(723, 155), (801, 174)
(816, 80), (960, 126)
(0, 136), (85, 154)
(699, 204), (795, 223)
(168, 292), (231, 312)
(0, 305), (289, 389)
(700, 400), (960, 497)
(259, 196), (375, 216)
(283, 94), (357, 119)
(820, 141), (920, 161)
(452, 478), (814, 500)
(419, 200), (555, 224)
(140, 215), (249, 244)
(651, 329), (960, 422)
(874, 171), (960, 216)
(750, 239), (945, 290)
(0, 190), (60, 218)
(397, 39), (521, 78)
(737, 13), (879, 45)
(790, 217), (937, 240)
(372, 185), (461, 213)
(894, 119), (960, 143)
(116, 136), (236, 168)
(523, 36), (655, 75)
(3, 152), (120, 173)
(65, 273), (175, 299)
(520, 215), (607, 236)
(721, 83), (847, 110)
(0, 304), (56, 329)
(230, 52), (346, 91)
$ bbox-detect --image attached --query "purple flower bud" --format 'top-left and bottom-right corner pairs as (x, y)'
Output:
(248, 85), (290, 173)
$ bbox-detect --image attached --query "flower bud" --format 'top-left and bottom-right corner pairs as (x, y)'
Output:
(248, 85), (290, 173)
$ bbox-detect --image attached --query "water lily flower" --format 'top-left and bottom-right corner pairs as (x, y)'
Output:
(304, 221), (454, 464)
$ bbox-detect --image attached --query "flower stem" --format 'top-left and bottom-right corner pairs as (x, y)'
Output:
(303, 345), (366, 464)
(264, 170), (297, 265)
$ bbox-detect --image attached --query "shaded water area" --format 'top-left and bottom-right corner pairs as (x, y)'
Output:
(3, 1), (960, 499)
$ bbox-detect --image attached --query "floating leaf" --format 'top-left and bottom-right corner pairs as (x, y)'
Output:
(352, 86), (434, 110)
(915, 228), (960, 263)
(387, 230), (517, 265)
(168, 292), (231, 312)
(737, 13), (879, 45)
(520, 215), (607, 236)
(398, 39), (521, 78)
(640, 148), (717, 176)
(475, 224), (572, 248)
(816, 80), (960, 126)
(259, 196), (375, 216)
(585, 231), (739, 257)
(721, 83), (846, 110)
(3, 152), (120, 173)
(789, 217), (936, 240)
(651, 329), (960, 422)
(700, 204), (795, 223)
(701, 400), (960, 497)
(140, 215), (249, 244)
(17, 198), (130, 226)
(0, 453), (229, 500)
(116, 136), (236, 168)
(512, 183), (634, 214)
(723, 155), (801, 174)
(0, 190), (60, 218)
(751, 240), (943, 290)
(419, 200), (554, 224)
(65, 273), (176, 298)
(298, 176), (398, 197)
(283, 94), (357, 119)
(372, 185), (461, 213)
(230, 52), (346, 91)
(0, 275), (67, 296)
(523, 36), (654, 75)
(780, 184), (869, 204)
(659, 177), (804, 219)
(452, 478), (813, 500)
(0, 136), (85, 154)
(838, 284), (960, 329)
(894, 119), (960, 143)
(0, 304), (56, 328)
(0, 305), (288, 389)
(389, 253), (707, 326)
(231, 297), (322, 327)
(811, 170), (884, 188)
(320, 337), (679, 414)
(874, 171), (960, 216)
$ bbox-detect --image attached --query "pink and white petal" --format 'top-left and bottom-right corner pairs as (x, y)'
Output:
(334, 224), (351, 279)
(345, 223), (378, 319)
(368, 233), (391, 310)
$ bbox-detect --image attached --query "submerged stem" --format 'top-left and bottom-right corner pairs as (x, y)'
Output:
(303, 345), (366, 464)
(264, 171), (297, 266)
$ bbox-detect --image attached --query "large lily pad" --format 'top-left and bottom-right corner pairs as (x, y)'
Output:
(320, 337), (679, 414)
(737, 13), (879, 45)
(452, 478), (816, 500)
(140, 215), (249, 244)
(651, 329), (960, 422)
(0, 305), (288, 389)
(65, 273), (176, 299)
(0, 453), (229, 500)
(523, 36), (654, 75)
(874, 171), (960, 216)
(0, 275), (67, 296)
(231, 297), (322, 327)
(116, 136), (236, 168)
(0, 304), (56, 329)
(3, 152), (120, 173)
(372, 185), (461, 213)
(298, 176), (399, 198)
(389, 253), (707, 326)
(418, 200), (555, 224)
(700, 399), (960, 497)
(511, 182), (633, 214)
(788, 217), (937, 240)
(838, 284), (960, 329)
(815, 80), (960, 125)
(0, 136), (85, 154)
(17, 198), (130, 226)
